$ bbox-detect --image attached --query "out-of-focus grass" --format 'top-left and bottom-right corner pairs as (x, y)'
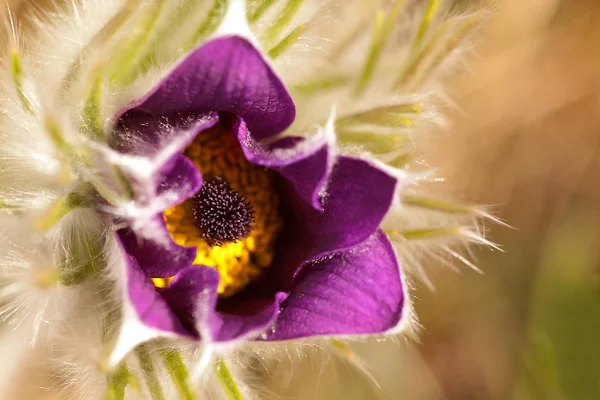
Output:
(412, 0), (600, 398)
(513, 210), (600, 400)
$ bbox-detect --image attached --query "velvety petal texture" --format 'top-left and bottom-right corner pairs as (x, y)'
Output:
(122, 36), (295, 140)
(116, 112), (217, 208)
(118, 218), (196, 278)
(266, 230), (405, 340)
(230, 116), (330, 211)
(111, 35), (406, 344)
(112, 35), (297, 339)
(297, 156), (399, 258)
(161, 267), (287, 342)
(264, 155), (399, 292)
(116, 234), (195, 337)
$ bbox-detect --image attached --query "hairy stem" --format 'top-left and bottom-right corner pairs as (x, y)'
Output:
(265, 0), (304, 46)
(355, 0), (405, 95)
(62, 0), (139, 89)
(401, 195), (475, 214)
(268, 24), (305, 59)
(10, 48), (33, 113)
(110, 0), (168, 86)
(214, 358), (244, 400)
(107, 363), (133, 400)
(160, 349), (195, 400)
(388, 227), (461, 240)
(183, 0), (229, 53)
(137, 345), (166, 400)
(248, 0), (277, 23)
(82, 64), (104, 140)
(412, 0), (440, 51)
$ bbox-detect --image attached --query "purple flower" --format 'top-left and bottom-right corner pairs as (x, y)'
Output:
(112, 36), (406, 345)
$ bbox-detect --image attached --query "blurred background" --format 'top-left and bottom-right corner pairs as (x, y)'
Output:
(5, 0), (600, 399)
(270, 0), (600, 398)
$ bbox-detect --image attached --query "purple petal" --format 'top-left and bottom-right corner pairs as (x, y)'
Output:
(115, 233), (195, 337)
(116, 112), (217, 208)
(157, 155), (203, 208)
(266, 230), (405, 340)
(116, 112), (218, 157)
(229, 116), (329, 211)
(118, 218), (196, 278)
(123, 36), (295, 140)
(264, 155), (398, 293)
(301, 156), (398, 257)
(114, 115), (216, 279)
(161, 266), (287, 342)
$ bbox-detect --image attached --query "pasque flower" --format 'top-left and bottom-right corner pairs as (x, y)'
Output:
(113, 35), (404, 347)
(0, 0), (490, 398)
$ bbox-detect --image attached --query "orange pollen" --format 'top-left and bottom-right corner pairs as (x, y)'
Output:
(157, 124), (283, 297)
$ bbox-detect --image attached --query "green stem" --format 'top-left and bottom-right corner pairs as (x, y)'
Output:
(388, 152), (414, 168)
(10, 48), (33, 114)
(33, 193), (73, 231)
(183, 0), (229, 53)
(401, 195), (475, 214)
(392, 0), (443, 90)
(268, 24), (305, 59)
(336, 104), (420, 128)
(82, 64), (104, 140)
(408, 14), (480, 90)
(44, 114), (72, 155)
(355, 0), (405, 95)
(160, 349), (195, 400)
(265, 0), (304, 46)
(394, 18), (452, 88)
(107, 363), (130, 400)
(292, 75), (350, 95)
(73, 146), (129, 205)
(337, 112), (413, 128)
(109, 0), (168, 86)
(412, 0), (440, 51)
(248, 0), (277, 23)
(136, 0), (199, 73)
(137, 345), (166, 400)
(387, 227), (461, 240)
(355, 10), (383, 95)
(337, 130), (405, 154)
(214, 358), (243, 400)
(62, 0), (139, 89)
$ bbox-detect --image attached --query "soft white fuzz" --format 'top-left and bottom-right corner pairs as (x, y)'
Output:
(0, 0), (491, 398)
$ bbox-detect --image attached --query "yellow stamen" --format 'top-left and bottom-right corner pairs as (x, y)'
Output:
(151, 276), (174, 289)
(160, 125), (283, 297)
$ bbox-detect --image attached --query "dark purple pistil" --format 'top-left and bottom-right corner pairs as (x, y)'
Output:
(192, 177), (254, 246)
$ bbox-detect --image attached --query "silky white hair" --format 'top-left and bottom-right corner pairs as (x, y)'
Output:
(0, 0), (492, 398)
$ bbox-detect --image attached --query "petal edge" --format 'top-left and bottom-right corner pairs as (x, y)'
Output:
(266, 230), (405, 340)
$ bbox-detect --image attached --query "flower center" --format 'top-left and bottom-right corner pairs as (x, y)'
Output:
(192, 177), (254, 247)
(159, 124), (283, 297)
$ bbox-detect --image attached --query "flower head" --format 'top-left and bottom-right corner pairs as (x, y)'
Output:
(0, 0), (490, 398)
(111, 35), (403, 347)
